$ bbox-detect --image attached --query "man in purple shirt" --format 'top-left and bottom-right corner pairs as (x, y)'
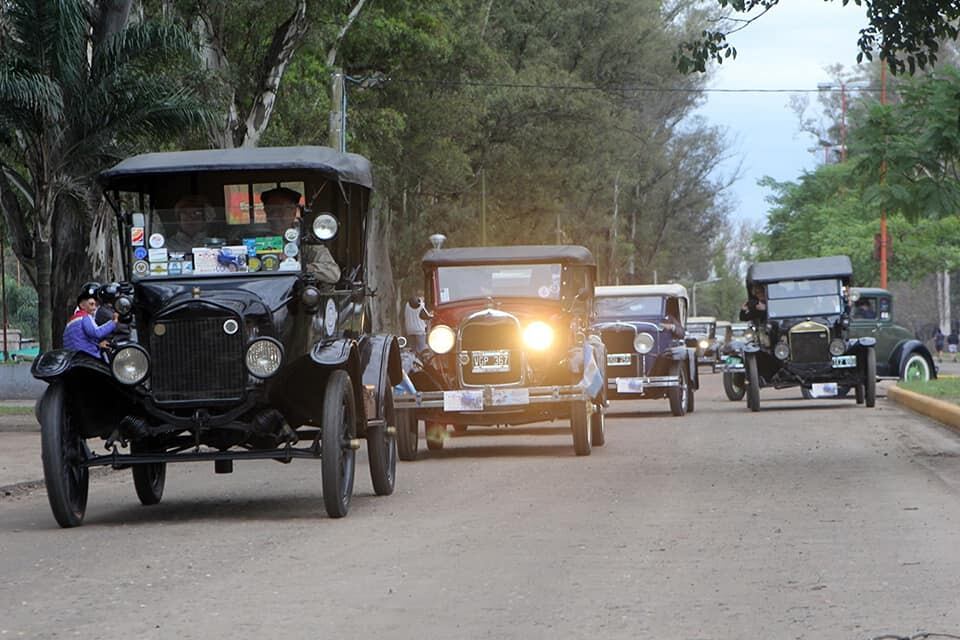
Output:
(62, 283), (118, 359)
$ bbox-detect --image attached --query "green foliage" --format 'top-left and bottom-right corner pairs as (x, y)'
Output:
(0, 276), (38, 336)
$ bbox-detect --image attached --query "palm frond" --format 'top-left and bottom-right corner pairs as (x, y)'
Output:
(6, 0), (88, 87)
(91, 21), (199, 80)
(0, 67), (65, 122)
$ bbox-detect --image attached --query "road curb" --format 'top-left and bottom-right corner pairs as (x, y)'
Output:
(887, 384), (960, 434)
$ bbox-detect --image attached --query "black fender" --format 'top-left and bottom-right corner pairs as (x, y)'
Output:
(360, 334), (403, 421)
(31, 349), (113, 382)
(686, 347), (699, 390)
(310, 337), (365, 430)
(891, 339), (937, 379)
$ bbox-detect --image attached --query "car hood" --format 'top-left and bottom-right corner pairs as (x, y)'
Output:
(432, 299), (570, 329)
(135, 276), (299, 322)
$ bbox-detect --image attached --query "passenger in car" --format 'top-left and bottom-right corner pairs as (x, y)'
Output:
(739, 283), (767, 323)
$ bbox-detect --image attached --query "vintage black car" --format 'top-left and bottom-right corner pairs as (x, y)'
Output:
(393, 245), (607, 456)
(742, 255), (876, 411)
(685, 316), (720, 370)
(32, 146), (403, 527)
(593, 284), (697, 416)
(719, 322), (753, 401)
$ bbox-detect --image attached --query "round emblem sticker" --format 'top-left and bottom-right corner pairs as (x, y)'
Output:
(133, 260), (149, 276)
(133, 247), (148, 260)
(283, 242), (299, 257)
(248, 256), (262, 272)
(324, 298), (338, 336)
(148, 233), (165, 248)
(538, 286), (551, 298)
(284, 227), (300, 242)
(261, 255), (279, 271)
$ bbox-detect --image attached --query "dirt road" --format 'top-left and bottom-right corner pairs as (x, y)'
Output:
(2, 374), (960, 638)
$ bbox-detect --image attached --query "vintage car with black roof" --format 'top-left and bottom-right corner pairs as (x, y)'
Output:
(393, 245), (607, 457)
(741, 255), (877, 411)
(31, 146), (403, 527)
(593, 284), (697, 416)
(685, 316), (720, 370)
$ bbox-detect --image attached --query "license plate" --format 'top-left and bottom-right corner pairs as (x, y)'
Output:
(607, 353), (632, 366)
(443, 390), (484, 411)
(491, 388), (530, 406)
(832, 355), (857, 368)
(616, 378), (645, 393)
(472, 350), (510, 373)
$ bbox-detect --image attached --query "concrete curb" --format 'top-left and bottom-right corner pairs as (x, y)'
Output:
(887, 384), (960, 434)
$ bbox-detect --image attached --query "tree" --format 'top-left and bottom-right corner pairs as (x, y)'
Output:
(676, 0), (960, 75)
(0, 0), (208, 349)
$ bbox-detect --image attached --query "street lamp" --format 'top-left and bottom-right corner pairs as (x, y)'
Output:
(691, 277), (720, 316)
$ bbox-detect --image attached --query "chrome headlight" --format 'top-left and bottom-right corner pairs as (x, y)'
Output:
(698, 339), (709, 349)
(829, 338), (846, 356)
(112, 345), (149, 385)
(246, 338), (283, 378)
(634, 332), (655, 354)
(774, 341), (790, 360)
(114, 295), (133, 316)
(523, 321), (554, 351)
(312, 214), (339, 240)
(427, 325), (455, 354)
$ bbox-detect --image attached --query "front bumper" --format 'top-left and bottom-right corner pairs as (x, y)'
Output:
(393, 383), (591, 412)
(607, 375), (681, 393)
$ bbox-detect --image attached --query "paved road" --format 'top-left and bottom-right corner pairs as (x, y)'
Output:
(2, 374), (960, 639)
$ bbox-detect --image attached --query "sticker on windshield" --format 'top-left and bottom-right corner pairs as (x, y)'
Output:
(168, 261), (182, 276)
(133, 247), (148, 261)
(256, 236), (283, 254)
(279, 257), (300, 271)
(538, 286), (551, 298)
(283, 242), (299, 257)
(248, 256), (262, 272)
(284, 228), (299, 242)
(133, 260), (149, 276)
(261, 254), (280, 271)
(131, 227), (145, 246)
(150, 262), (168, 276)
(148, 248), (168, 263)
(439, 288), (450, 303)
(217, 246), (248, 272)
(193, 247), (218, 274)
(148, 233), (164, 248)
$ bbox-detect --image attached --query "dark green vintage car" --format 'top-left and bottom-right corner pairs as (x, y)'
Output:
(848, 287), (937, 382)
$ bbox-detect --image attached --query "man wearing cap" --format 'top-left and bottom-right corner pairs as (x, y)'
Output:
(169, 194), (212, 249)
(63, 283), (118, 359)
(261, 187), (341, 284)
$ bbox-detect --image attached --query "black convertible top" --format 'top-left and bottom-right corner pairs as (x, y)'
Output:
(747, 255), (852, 285)
(99, 146), (373, 190)
(422, 245), (595, 267)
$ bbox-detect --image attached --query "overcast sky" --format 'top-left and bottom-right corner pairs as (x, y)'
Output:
(696, 1), (871, 227)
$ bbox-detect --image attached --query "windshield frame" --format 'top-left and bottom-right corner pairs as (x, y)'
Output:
(765, 278), (843, 319)
(596, 295), (665, 320)
(435, 263), (564, 304)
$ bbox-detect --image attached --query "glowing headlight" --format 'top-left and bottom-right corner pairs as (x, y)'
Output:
(774, 342), (790, 360)
(829, 338), (846, 356)
(245, 338), (283, 378)
(114, 295), (133, 315)
(312, 214), (339, 240)
(699, 339), (709, 350)
(634, 332), (655, 354)
(427, 325), (455, 354)
(112, 346), (149, 385)
(523, 321), (554, 351)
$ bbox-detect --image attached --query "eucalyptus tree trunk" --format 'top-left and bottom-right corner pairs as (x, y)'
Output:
(366, 194), (397, 333)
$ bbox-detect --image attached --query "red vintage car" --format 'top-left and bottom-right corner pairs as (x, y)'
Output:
(394, 245), (606, 457)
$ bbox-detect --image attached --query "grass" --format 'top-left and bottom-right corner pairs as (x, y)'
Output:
(899, 377), (960, 404)
(0, 405), (33, 416)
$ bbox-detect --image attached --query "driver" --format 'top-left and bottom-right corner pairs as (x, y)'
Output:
(739, 283), (767, 323)
(170, 195), (212, 249)
(260, 187), (340, 284)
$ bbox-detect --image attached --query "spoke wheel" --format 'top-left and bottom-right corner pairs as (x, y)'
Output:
(39, 382), (89, 528)
(571, 400), (592, 456)
(668, 363), (688, 417)
(321, 370), (357, 518)
(131, 442), (166, 506)
(901, 353), (932, 382)
(723, 372), (746, 401)
(746, 354), (760, 412)
(367, 387), (398, 496)
(396, 409), (419, 461)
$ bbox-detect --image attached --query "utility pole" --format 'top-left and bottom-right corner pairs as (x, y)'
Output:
(480, 167), (487, 245)
(1, 233), (7, 362)
(879, 64), (888, 289)
(328, 69), (347, 152)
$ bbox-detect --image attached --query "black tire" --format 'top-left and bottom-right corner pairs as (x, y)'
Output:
(723, 372), (746, 401)
(746, 354), (760, 412)
(396, 409), (419, 461)
(321, 370), (357, 518)
(571, 400), (591, 456)
(590, 405), (605, 447)
(131, 443), (166, 506)
(425, 422), (446, 450)
(837, 385), (851, 398)
(39, 382), (89, 528)
(668, 363), (688, 417)
(864, 347), (877, 408)
(855, 383), (865, 404)
(686, 377), (696, 413)
(367, 386), (398, 496)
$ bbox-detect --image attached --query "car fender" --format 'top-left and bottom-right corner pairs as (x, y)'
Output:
(361, 334), (403, 421)
(743, 342), (761, 354)
(686, 347), (700, 390)
(891, 340), (937, 379)
(31, 349), (113, 382)
(847, 336), (876, 349)
(310, 337), (365, 428)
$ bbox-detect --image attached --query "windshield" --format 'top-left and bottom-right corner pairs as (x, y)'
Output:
(730, 326), (751, 337)
(596, 296), (664, 319)
(436, 264), (562, 303)
(767, 278), (840, 299)
(767, 295), (842, 318)
(687, 323), (712, 337)
(124, 207), (302, 279)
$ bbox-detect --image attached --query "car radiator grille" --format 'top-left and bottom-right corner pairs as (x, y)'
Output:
(601, 330), (638, 376)
(459, 320), (522, 386)
(149, 314), (246, 403)
(790, 330), (829, 364)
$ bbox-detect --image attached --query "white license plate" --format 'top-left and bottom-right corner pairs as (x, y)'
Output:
(607, 353), (632, 366)
(616, 378), (645, 393)
(472, 350), (510, 373)
(491, 388), (530, 406)
(443, 390), (484, 411)
(832, 355), (857, 368)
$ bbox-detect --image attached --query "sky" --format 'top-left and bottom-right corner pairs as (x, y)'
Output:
(695, 1), (871, 227)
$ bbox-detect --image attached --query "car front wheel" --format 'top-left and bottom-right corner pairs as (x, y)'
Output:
(746, 354), (760, 412)
(39, 382), (89, 528)
(571, 401), (592, 456)
(367, 386), (397, 496)
(131, 442), (166, 506)
(668, 363), (688, 417)
(321, 370), (357, 518)
(590, 404), (605, 447)
(723, 372), (746, 401)
(396, 409), (419, 461)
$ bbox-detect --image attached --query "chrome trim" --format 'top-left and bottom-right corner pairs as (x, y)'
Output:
(393, 383), (590, 410)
